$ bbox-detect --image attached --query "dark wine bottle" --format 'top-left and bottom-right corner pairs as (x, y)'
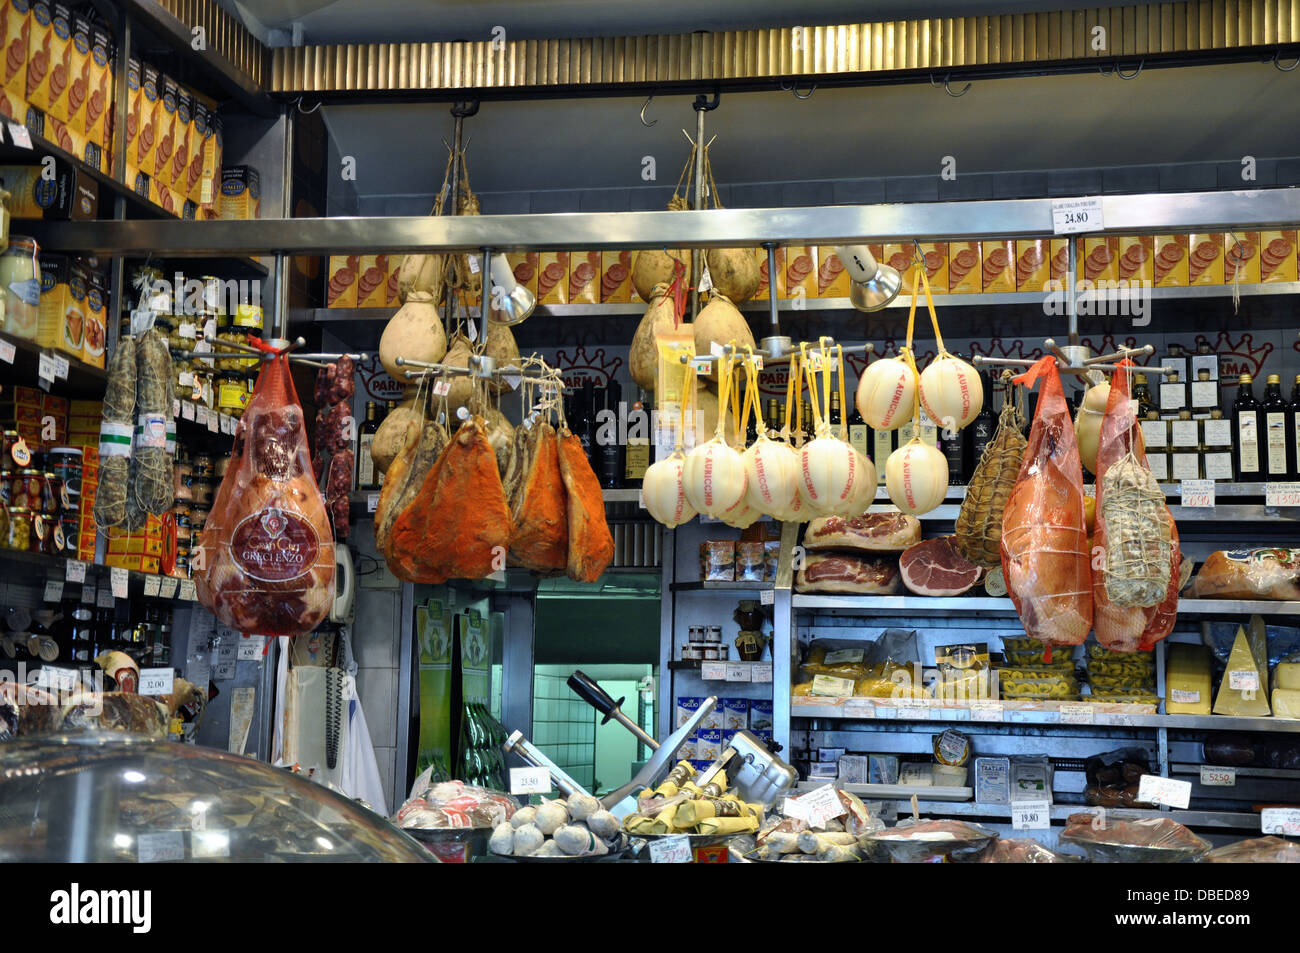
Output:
(599, 380), (624, 489)
(1232, 373), (1261, 481)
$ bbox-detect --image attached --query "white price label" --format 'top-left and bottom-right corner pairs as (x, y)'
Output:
(750, 662), (773, 683)
(508, 767), (552, 795)
(7, 122), (32, 148)
(699, 661), (726, 681)
(467, 254), (481, 274)
(1136, 774), (1192, 809)
(502, 373), (522, 391)
(725, 663), (749, 682)
(759, 588), (774, 606)
(38, 351), (56, 383)
(1200, 765), (1236, 787)
(96, 585), (115, 608)
(237, 635), (266, 660)
(785, 783), (846, 828)
(43, 579), (63, 602)
(129, 309), (156, 336)
(65, 560), (87, 583)
(110, 567), (129, 599)
(182, 401), (195, 421)
(1263, 483), (1300, 504)
(1011, 799), (1052, 830)
(1228, 670), (1260, 692)
(143, 575), (161, 597)
(53, 355), (69, 379)
(844, 698), (875, 718)
(0, 340), (14, 363)
(159, 576), (179, 599)
(1180, 479), (1215, 508)
(36, 665), (78, 692)
(137, 831), (185, 863)
(971, 700), (1003, 722)
(1051, 196), (1104, 235)
(207, 410), (219, 433)
(179, 579), (197, 601)
(432, 379), (451, 396)
(139, 667), (175, 696)
(213, 662), (236, 681)
(1266, 482), (1300, 507)
(1261, 808), (1300, 837)
(1059, 703), (1095, 725)
(220, 414), (234, 435)
(195, 406), (209, 427)
(648, 834), (693, 864)
(367, 492), (380, 513)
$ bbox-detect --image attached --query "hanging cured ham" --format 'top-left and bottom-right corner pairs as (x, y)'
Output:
(557, 427), (614, 583)
(508, 423), (569, 572)
(1000, 356), (1092, 650)
(196, 349), (335, 635)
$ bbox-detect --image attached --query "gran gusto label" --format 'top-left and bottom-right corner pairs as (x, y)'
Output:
(230, 507), (319, 583)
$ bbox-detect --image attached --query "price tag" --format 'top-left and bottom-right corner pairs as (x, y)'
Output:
(142, 575), (161, 597)
(36, 665), (79, 692)
(220, 414), (234, 435)
(467, 254), (481, 274)
(43, 579), (63, 602)
(785, 783), (846, 828)
(844, 698), (875, 718)
(237, 635), (266, 660)
(212, 662), (236, 681)
(139, 667), (175, 696)
(1011, 799), (1052, 830)
(432, 379), (451, 396)
(7, 122), (32, 149)
(648, 834), (693, 864)
(0, 340), (14, 363)
(508, 766), (552, 795)
(1180, 479), (1215, 508)
(1051, 196), (1104, 235)
(137, 831), (185, 863)
(873, 706), (898, 720)
(37, 351), (56, 383)
(65, 560), (87, 583)
(1261, 808), (1300, 837)
(172, 398), (181, 419)
(1200, 765), (1236, 787)
(159, 576), (179, 599)
(699, 661), (726, 680)
(182, 401), (195, 421)
(367, 493), (379, 513)
(53, 355), (69, 379)
(81, 585), (95, 603)
(1136, 774), (1192, 809)
(750, 662), (772, 683)
(690, 357), (712, 375)
(971, 700), (1003, 722)
(1228, 670), (1260, 692)
(1266, 482), (1300, 507)
(195, 406), (209, 427)
(96, 585), (115, 608)
(207, 410), (219, 433)
(179, 579), (197, 601)
(725, 663), (749, 682)
(760, 588), (774, 606)
(1059, 703), (1094, 725)
(110, 567), (129, 599)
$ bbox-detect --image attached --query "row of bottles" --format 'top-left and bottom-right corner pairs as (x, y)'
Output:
(5, 597), (172, 671)
(356, 399), (398, 491)
(1230, 372), (1300, 482)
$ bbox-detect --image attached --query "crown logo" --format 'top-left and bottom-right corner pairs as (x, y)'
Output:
(1079, 334), (1146, 362)
(968, 338), (1045, 362)
(554, 346), (624, 389)
(1176, 331), (1273, 379)
(357, 353), (406, 401)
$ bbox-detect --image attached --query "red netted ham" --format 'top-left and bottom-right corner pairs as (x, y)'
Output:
(1000, 356), (1092, 648)
(196, 351), (335, 635)
(899, 537), (983, 596)
(803, 513), (922, 552)
(795, 553), (903, 594)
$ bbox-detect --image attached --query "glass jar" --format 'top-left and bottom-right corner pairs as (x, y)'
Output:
(3, 430), (28, 472)
(173, 499), (191, 533)
(216, 371), (249, 416)
(31, 513), (56, 554)
(173, 467), (192, 502)
(11, 469), (43, 510)
(41, 473), (65, 515)
(60, 510), (78, 555)
(193, 454), (214, 480)
(48, 447), (82, 497)
(0, 237), (41, 340)
(7, 507), (32, 550)
(191, 479), (213, 507)
(234, 301), (263, 332)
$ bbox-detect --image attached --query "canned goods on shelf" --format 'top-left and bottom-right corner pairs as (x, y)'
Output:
(5, 508), (30, 550)
(10, 469), (43, 510)
(48, 447), (82, 496)
(704, 625), (722, 644)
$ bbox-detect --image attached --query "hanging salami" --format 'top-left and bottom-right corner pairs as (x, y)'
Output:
(196, 346), (335, 635)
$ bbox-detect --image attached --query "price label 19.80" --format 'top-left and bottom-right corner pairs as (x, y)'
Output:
(1011, 799), (1052, 830)
(1051, 196), (1104, 235)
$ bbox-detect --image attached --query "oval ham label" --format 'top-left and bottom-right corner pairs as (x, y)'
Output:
(230, 507), (319, 583)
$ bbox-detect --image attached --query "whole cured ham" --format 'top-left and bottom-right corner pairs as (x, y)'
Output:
(196, 351), (336, 635)
(508, 423), (568, 572)
(557, 427), (614, 582)
(899, 537), (983, 596)
(1000, 356), (1092, 649)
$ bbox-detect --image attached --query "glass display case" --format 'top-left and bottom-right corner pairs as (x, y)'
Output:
(0, 732), (432, 862)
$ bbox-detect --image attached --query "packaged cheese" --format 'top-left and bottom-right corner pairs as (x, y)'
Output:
(1165, 643), (1211, 714)
(1273, 689), (1300, 719)
(1212, 618), (1271, 716)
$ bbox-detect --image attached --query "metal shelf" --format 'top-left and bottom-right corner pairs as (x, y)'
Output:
(0, 548), (196, 601)
(601, 489), (642, 502)
(0, 129), (162, 222)
(26, 188), (1300, 257)
(0, 331), (108, 398)
(791, 593), (1300, 616)
(791, 701), (1300, 733)
(670, 580), (774, 592)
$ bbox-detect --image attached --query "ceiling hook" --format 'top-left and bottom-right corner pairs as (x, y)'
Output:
(1114, 58), (1144, 80)
(293, 96), (321, 115)
(930, 74), (969, 97)
(693, 91), (721, 112)
(450, 100), (480, 118)
(1273, 49), (1300, 71)
(640, 95), (658, 126)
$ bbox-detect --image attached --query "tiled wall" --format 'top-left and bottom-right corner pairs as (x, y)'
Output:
(532, 667), (596, 791)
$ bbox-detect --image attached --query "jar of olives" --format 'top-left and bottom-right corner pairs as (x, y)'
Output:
(7, 507), (32, 550)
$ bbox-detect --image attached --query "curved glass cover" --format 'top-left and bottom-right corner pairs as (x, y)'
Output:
(0, 733), (431, 863)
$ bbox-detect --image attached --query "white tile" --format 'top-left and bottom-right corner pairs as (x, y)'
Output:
(372, 746), (396, 814)
(356, 668), (397, 748)
(351, 592), (398, 668)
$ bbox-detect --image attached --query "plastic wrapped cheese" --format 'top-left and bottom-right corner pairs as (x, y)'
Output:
(1272, 688), (1300, 719)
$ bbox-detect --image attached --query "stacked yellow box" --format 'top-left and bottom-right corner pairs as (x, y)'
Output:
(105, 515), (162, 574)
(3, 386), (66, 451)
(67, 401), (99, 561)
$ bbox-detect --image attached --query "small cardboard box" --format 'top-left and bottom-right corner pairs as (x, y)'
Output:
(756, 246), (784, 300)
(1014, 240), (1051, 291)
(599, 250), (632, 303)
(1, 0), (31, 99)
(386, 253), (401, 306)
(1224, 232), (1261, 284)
(81, 266), (105, 368)
(1259, 230), (1298, 282)
(218, 165), (260, 220)
(1188, 233), (1225, 285)
(948, 241), (981, 293)
(201, 113), (222, 211)
(1115, 235), (1154, 284)
(135, 64), (160, 176)
(165, 87), (191, 191)
(185, 101), (208, 205)
(0, 84), (21, 121)
(1153, 235), (1190, 287)
(35, 252), (83, 357)
(780, 245), (817, 300)
(568, 250), (599, 304)
(815, 245), (869, 298)
(60, 11), (89, 133)
(1076, 236), (1118, 285)
(0, 155), (95, 219)
(326, 255), (358, 307)
(84, 23), (110, 145)
(24, 1), (64, 118)
(508, 252), (540, 299)
(981, 239), (1015, 292)
(356, 255), (389, 308)
(152, 76), (179, 187)
(536, 251), (569, 305)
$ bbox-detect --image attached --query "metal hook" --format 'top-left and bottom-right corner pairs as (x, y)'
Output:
(450, 100), (480, 118)
(1273, 49), (1300, 71)
(1101, 59), (1144, 79)
(293, 96), (321, 115)
(779, 79), (817, 99)
(929, 74), (971, 97)
(693, 92), (721, 112)
(640, 95), (658, 126)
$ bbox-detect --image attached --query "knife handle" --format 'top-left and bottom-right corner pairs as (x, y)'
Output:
(568, 670), (622, 724)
